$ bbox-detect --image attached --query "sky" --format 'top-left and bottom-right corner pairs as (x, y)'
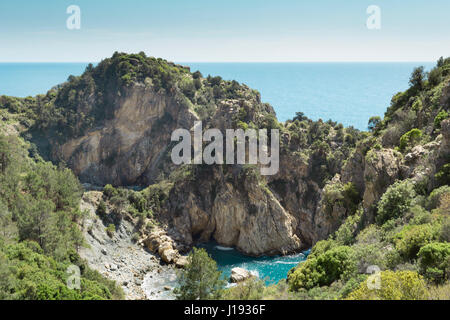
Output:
(0, 0), (449, 62)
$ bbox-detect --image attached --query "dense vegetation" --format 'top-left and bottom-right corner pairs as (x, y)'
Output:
(0, 132), (123, 299)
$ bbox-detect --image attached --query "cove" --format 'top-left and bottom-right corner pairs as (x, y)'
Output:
(197, 242), (310, 285)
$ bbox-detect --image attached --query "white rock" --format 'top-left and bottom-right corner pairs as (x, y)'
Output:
(230, 267), (253, 283)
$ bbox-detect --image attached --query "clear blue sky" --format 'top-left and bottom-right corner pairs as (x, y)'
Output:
(0, 0), (449, 62)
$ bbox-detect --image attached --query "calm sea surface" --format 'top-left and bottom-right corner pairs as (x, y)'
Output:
(0, 62), (434, 130)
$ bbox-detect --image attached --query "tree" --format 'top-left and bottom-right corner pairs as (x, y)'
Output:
(193, 71), (202, 79)
(368, 116), (381, 132)
(174, 248), (225, 300)
(16, 197), (55, 249)
(409, 66), (425, 91)
(0, 201), (17, 242)
(293, 112), (307, 122)
(428, 68), (442, 86)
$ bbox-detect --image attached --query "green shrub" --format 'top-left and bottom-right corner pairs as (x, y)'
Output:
(334, 209), (363, 245)
(399, 128), (422, 151)
(346, 270), (429, 300)
(103, 184), (117, 199)
(440, 217), (450, 242)
(434, 110), (449, 129)
(418, 242), (450, 283)
(394, 224), (439, 260)
(221, 278), (265, 300)
(288, 246), (356, 291)
(408, 205), (432, 225)
(376, 180), (416, 224)
(435, 164), (450, 186)
(427, 186), (450, 210)
(106, 224), (116, 238)
(356, 225), (382, 245)
(307, 239), (338, 260)
(96, 200), (107, 217)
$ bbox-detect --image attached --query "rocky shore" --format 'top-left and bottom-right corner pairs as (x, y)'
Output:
(78, 192), (177, 300)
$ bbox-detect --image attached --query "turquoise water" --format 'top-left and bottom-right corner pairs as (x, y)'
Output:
(0, 63), (89, 98)
(198, 242), (310, 285)
(0, 62), (433, 130)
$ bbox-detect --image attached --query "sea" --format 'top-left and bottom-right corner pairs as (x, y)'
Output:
(0, 61), (435, 283)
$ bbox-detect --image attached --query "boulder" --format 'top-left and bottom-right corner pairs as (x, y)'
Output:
(160, 248), (178, 264)
(230, 267), (253, 283)
(175, 256), (189, 268)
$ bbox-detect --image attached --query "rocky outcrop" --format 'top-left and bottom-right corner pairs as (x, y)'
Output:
(164, 165), (302, 256)
(144, 229), (188, 267)
(57, 84), (198, 186)
(230, 268), (254, 283)
(363, 148), (402, 220)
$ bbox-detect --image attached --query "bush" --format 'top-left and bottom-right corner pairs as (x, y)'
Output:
(441, 218), (450, 242)
(399, 128), (422, 151)
(347, 270), (429, 300)
(352, 243), (388, 273)
(288, 246), (356, 291)
(106, 224), (116, 238)
(434, 110), (449, 129)
(221, 278), (265, 300)
(307, 239), (337, 260)
(96, 200), (107, 217)
(334, 209), (363, 245)
(103, 184), (117, 199)
(394, 224), (439, 260)
(376, 180), (416, 224)
(427, 186), (450, 210)
(418, 242), (450, 283)
(435, 164), (450, 186)
(408, 205), (432, 225)
(323, 182), (361, 217)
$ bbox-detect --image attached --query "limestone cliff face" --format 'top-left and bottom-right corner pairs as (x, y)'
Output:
(56, 84), (198, 186)
(164, 166), (301, 256)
